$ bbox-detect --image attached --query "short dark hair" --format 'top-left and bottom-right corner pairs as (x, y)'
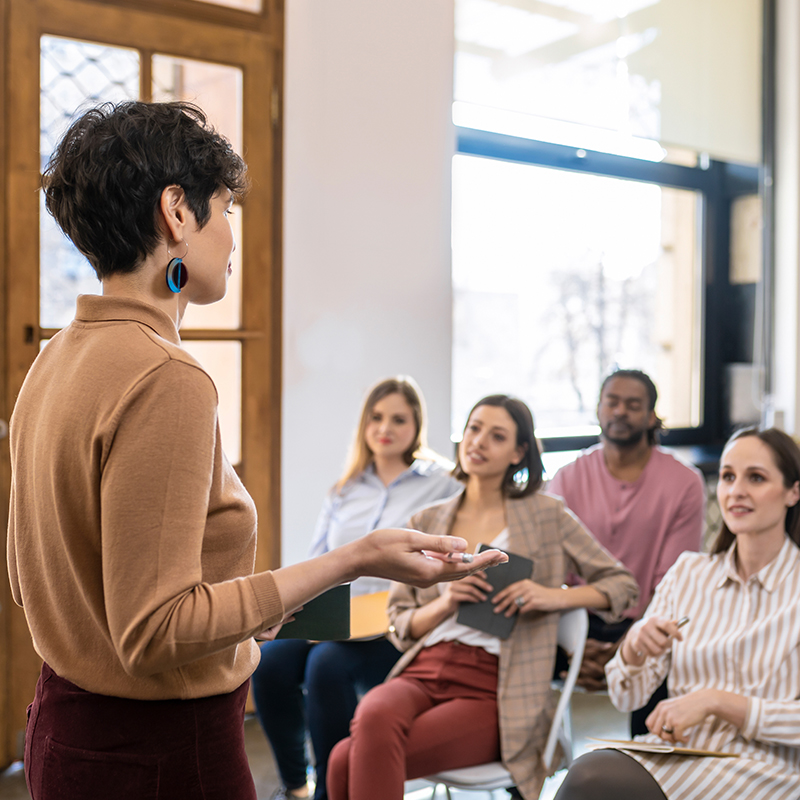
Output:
(599, 368), (664, 445)
(43, 101), (249, 279)
(453, 394), (543, 498)
(712, 426), (800, 554)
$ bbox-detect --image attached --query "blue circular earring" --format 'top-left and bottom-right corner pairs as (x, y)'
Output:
(166, 240), (189, 293)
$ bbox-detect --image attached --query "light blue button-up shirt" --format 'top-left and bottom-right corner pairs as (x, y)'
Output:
(308, 459), (463, 596)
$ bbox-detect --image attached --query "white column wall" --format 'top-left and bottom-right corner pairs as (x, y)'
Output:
(281, 1), (456, 565)
(774, 0), (800, 435)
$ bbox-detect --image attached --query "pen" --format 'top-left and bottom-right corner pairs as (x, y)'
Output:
(634, 615), (690, 660)
(670, 616), (690, 640)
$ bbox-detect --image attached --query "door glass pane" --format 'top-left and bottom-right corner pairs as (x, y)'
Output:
(178, 205), (243, 330)
(451, 154), (702, 441)
(40, 190), (102, 329)
(153, 55), (244, 330)
(40, 36), (140, 328)
(181, 341), (242, 463)
(151, 56), (242, 153)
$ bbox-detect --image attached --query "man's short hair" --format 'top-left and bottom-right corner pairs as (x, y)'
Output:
(599, 368), (664, 445)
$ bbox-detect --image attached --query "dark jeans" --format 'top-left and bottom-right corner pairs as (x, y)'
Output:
(251, 637), (400, 800)
(25, 662), (255, 800)
(554, 614), (668, 737)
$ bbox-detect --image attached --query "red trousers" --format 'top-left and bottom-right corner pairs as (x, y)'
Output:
(327, 641), (500, 800)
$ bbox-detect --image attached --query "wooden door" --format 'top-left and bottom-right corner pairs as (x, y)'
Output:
(0, 0), (283, 767)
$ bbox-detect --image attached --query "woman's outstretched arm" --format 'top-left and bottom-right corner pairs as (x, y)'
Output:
(270, 528), (507, 624)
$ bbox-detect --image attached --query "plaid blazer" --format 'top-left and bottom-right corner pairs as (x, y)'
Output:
(387, 489), (638, 800)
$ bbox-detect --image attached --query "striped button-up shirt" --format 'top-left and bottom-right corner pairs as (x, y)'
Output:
(606, 536), (800, 800)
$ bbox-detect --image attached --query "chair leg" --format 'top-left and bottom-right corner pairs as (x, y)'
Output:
(428, 783), (452, 800)
(561, 705), (574, 766)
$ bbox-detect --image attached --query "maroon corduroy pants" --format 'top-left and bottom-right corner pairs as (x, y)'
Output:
(25, 662), (256, 800)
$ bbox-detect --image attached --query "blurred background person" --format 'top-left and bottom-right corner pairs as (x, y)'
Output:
(547, 369), (705, 734)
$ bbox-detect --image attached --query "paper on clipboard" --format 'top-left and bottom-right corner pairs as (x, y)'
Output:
(588, 738), (739, 758)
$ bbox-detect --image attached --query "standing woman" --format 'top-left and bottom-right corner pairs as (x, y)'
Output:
(5, 102), (506, 800)
(553, 426), (800, 800)
(252, 376), (462, 800)
(327, 395), (638, 800)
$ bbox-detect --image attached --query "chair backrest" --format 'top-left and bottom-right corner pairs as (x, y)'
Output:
(420, 606), (590, 797)
(541, 607), (589, 770)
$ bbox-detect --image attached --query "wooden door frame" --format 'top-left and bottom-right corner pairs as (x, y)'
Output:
(1, 0), (283, 767)
(0, 0), (11, 772)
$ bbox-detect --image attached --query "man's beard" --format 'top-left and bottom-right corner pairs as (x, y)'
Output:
(602, 423), (647, 448)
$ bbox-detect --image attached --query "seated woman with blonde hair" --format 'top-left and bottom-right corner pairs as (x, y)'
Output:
(554, 426), (800, 800)
(252, 376), (462, 800)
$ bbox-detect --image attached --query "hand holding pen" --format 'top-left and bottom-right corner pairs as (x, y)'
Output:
(623, 615), (690, 667)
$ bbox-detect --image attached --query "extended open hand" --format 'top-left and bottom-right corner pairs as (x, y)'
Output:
(357, 529), (508, 589)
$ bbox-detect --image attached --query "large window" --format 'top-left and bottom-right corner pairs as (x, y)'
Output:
(453, 154), (701, 440)
(452, 0), (763, 450)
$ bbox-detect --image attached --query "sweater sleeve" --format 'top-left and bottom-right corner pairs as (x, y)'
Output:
(651, 470), (706, 589)
(100, 360), (283, 678)
(558, 502), (639, 620)
(6, 471), (21, 606)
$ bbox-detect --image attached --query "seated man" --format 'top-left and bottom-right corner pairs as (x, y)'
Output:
(547, 368), (706, 736)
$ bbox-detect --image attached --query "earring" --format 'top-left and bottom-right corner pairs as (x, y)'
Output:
(166, 239), (189, 293)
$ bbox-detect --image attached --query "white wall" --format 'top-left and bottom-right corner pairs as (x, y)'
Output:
(281, 1), (456, 565)
(773, 0), (800, 435)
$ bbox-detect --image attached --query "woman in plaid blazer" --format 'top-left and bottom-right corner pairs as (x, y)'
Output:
(327, 395), (638, 800)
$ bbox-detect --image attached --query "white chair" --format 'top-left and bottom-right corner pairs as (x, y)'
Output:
(420, 607), (589, 799)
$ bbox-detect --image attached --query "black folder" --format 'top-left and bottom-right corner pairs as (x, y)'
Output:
(455, 545), (533, 639)
(275, 583), (351, 641)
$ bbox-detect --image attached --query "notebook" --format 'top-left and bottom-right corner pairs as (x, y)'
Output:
(588, 738), (739, 758)
(455, 545), (534, 639)
(274, 583), (351, 640)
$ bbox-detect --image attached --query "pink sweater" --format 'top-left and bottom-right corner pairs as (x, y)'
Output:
(546, 444), (705, 618)
(7, 296), (283, 700)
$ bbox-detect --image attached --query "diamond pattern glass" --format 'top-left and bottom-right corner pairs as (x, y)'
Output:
(39, 36), (139, 328)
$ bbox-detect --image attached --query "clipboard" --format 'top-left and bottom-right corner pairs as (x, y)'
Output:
(455, 545), (533, 639)
(588, 738), (739, 758)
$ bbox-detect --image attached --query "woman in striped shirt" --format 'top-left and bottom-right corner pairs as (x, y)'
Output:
(554, 426), (800, 800)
